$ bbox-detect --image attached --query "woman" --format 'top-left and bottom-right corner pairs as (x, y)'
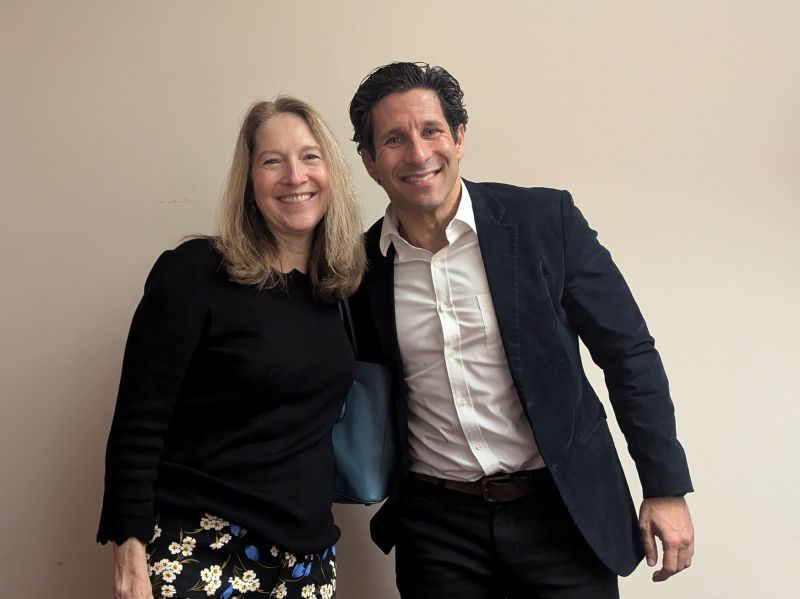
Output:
(98, 97), (365, 599)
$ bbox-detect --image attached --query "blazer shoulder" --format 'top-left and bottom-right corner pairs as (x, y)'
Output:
(364, 218), (386, 259)
(473, 180), (564, 203)
(467, 180), (573, 227)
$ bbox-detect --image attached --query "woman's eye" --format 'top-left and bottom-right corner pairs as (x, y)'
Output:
(262, 158), (279, 166)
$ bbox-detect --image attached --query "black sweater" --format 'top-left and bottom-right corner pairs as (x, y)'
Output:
(97, 239), (353, 552)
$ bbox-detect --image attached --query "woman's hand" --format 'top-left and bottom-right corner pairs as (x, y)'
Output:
(112, 538), (152, 599)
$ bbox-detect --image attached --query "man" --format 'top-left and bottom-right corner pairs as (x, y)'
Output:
(348, 62), (694, 598)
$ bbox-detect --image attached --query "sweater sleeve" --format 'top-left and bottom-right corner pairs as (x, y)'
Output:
(97, 241), (212, 545)
(559, 192), (693, 498)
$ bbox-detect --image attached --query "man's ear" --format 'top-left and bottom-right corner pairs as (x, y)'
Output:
(454, 124), (466, 161)
(360, 151), (382, 185)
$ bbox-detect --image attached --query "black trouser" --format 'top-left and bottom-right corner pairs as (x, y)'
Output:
(394, 471), (619, 599)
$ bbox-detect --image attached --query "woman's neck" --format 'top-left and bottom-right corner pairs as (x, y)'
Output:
(275, 234), (312, 274)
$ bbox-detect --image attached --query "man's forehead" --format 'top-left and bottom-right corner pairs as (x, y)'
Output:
(372, 89), (446, 127)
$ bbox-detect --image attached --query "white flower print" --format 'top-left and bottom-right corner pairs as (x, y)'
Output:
(210, 533), (232, 549)
(329, 560), (336, 577)
(168, 542), (182, 555)
(270, 545), (280, 557)
(319, 583), (334, 599)
(301, 583), (317, 598)
(150, 524), (162, 543)
(284, 552), (297, 567)
(230, 570), (260, 592)
(199, 513), (229, 531)
(161, 585), (176, 598)
(271, 581), (288, 599)
(180, 535), (197, 557)
(160, 560), (182, 582)
(150, 558), (172, 576)
(200, 565), (223, 583)
(204, 579), (222, 595)
(230, 576), (247, 592)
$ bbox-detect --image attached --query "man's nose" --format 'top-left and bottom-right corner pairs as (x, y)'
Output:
(404, 135), (430, 165)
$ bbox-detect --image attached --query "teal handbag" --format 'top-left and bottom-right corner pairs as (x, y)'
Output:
(333, 300), (396, 505)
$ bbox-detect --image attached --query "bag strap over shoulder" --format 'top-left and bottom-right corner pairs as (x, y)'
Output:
(337, 299), (358, 357)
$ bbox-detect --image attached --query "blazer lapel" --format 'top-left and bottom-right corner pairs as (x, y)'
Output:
(467, 180), (524, 388)
(365, 246), (400, 372)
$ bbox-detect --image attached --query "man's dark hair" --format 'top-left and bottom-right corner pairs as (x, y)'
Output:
(349, 62), (469, 159)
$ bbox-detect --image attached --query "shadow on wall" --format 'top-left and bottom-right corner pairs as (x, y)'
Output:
(333, 503), (399, 599)
(21, 314), (125, 594)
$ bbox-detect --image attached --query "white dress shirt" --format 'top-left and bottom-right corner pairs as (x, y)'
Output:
(379, 181), (544, 482)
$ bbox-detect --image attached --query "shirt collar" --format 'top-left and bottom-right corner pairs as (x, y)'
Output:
(379, 179), (475, 257)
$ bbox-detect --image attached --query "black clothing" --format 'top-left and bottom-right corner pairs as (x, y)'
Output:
(146, 510), (336, 598)
(352, 182), (692, 575)
(98, 239), (353, 553)
(394, 473), (618, 599)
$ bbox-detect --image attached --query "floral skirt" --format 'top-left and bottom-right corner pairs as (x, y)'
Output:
(146, 511), (336, 599)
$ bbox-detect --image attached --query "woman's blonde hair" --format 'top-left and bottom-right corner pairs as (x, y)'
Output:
(214, 96), (365, 302)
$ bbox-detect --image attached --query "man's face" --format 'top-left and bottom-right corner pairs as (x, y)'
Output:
(361, 88), (465, 220)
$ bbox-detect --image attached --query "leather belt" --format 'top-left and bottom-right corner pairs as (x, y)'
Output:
(411, 470), (546, 503)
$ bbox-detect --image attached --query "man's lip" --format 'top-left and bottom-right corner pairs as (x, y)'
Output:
(400, 169), (440, 183)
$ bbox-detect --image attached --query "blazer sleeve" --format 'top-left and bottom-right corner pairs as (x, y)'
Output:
(97, 243), (211, 545)
(559, 191), (693, 498)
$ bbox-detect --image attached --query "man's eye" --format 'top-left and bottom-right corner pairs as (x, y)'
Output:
(423, 128), (441, 137)
(385, 136), (401, 146)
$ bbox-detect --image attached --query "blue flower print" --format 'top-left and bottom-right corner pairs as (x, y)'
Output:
(245, 544), (260, 561)
(292, 562), (307, 578)
(229, 523), (241, 537)
(220, 584), (234, 599)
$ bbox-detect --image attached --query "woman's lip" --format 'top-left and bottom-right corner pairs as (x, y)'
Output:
(277, 191), (316, 203)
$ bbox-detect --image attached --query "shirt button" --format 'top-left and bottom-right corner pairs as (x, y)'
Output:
(439, 303), (449, 312)
(475, 443), (483, 451)
(434, 260), (443, 268)
(458, 398), (467, 407)
(447, 349), (455, 358)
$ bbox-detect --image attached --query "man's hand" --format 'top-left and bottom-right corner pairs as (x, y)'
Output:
(112, 538), (153, 599)
(639, 496), (694, 582)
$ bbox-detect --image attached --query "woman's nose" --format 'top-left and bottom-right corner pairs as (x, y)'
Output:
(283, 160), (308, 185)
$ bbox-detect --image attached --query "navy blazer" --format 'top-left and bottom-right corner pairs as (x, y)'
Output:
(350, 180), (693, 576)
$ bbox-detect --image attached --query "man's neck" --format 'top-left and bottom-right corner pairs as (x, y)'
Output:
(394, 185), (462, 253)
(397, 219), (448, 254)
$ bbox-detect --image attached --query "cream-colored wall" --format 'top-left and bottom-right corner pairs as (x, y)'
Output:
(1, 1), (798, 596)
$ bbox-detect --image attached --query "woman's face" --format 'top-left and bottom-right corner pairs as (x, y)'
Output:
(250, 112), (330, 246)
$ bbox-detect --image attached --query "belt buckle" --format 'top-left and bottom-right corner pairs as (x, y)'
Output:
(481, 473), (513, 503)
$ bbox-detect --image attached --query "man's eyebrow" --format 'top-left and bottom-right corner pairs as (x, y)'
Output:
(378, 120), (446, 138)
(377, 126), (404, 139)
